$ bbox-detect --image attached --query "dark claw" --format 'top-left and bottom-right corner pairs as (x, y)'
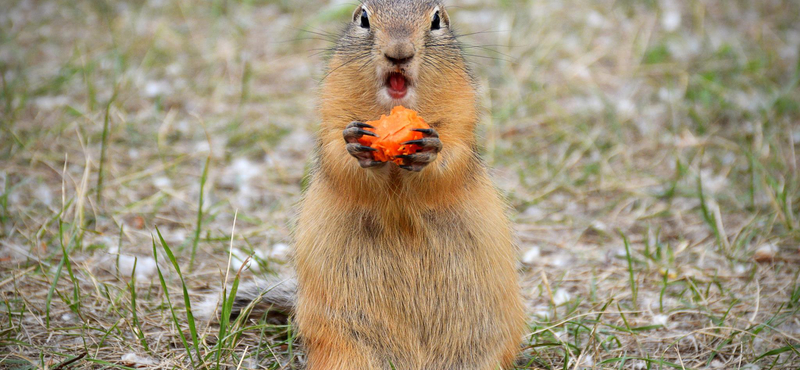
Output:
(344, 121), (384, 169)
(344, 126), (379, 143)
(347, 143), (378, 156)
(411, 128), (438, 137)
(354, 122), (375, 129)
(401, 138), (443, 152)
(396, 126), (441, 172)
(401, 139), (425, 146)
(344, 122), (378, 143)
(357, 129), (378, 137)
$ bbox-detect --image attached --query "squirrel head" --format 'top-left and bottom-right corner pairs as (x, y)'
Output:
(330, 0), (469, 112)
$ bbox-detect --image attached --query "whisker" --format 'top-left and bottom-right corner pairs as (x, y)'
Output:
(318, 51), (373, 84)
(453, 29), (506, 38)
(282, 37), (337, 44)
(460, 45), (514, 59)
(294, 28), (340, 42)
(461, 53), (511, 63)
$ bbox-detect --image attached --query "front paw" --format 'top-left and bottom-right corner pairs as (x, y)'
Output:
(343, 121), (384, 168)
(398, 128), (442, 172)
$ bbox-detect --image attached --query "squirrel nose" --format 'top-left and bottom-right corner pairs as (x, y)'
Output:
(385, 53), (414, 65)
(384, 41), (415, 65)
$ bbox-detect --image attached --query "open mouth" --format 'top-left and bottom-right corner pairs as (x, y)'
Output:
(386, 72), (409, 100)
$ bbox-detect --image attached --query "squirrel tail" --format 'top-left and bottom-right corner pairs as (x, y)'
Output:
(196, 274), (296, 325)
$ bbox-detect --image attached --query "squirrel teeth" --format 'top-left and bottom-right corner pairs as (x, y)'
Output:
(387, 73), (408, 99)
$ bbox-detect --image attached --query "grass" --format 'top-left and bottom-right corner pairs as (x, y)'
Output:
(1, 0), (799, 368)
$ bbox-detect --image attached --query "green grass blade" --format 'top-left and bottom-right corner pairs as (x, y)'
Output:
(45, 219), (77, 328)
(97, 318), (121, 348)
(116, 225), (123, 278)
(151, 237), (195, 367)
(755, 345), (797, 361)
(59, 221), (82, 317)
(620, 232), (638, 309)
(189, 155), (210, 271)
(95, 87), (118, 206)
(127, 257), (150, 353)
(156, 226), (202, 363)
(215, 264), (241, 369)
(0, 174), (9, 227)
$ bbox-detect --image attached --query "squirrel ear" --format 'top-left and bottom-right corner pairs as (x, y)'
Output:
(352, 5), (364, 22)
(439, 6), (451, 27)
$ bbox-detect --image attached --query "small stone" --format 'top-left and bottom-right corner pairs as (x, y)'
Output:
(117, 255), (158, 280)
(269, 243), (290, 260)
(130, 216), (145, 230)
(521, 247), (541, 264)
(553, 290), (571, 305)
(653, 314), (669, 326)
(662, 10), (681, 32)
(152, 176), (171, 189)
(590, 220), (608, 233)
(753, 244), (777, 263)
(709, 360), (725, 368)
(121, 353), (158, 366)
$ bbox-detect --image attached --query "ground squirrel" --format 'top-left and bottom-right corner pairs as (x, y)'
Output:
(205, 1), (526, 368)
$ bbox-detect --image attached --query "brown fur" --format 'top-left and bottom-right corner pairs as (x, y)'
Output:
(294, 0), (526, 368)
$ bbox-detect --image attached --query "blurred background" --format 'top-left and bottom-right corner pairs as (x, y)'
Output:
(1, 0), (799, 368)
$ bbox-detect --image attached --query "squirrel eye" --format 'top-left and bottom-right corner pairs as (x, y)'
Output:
(431, 11), (441, 30)
(360, 9), (370, 29)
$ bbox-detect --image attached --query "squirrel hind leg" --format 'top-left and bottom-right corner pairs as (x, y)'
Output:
(196, 275), (297, 325)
